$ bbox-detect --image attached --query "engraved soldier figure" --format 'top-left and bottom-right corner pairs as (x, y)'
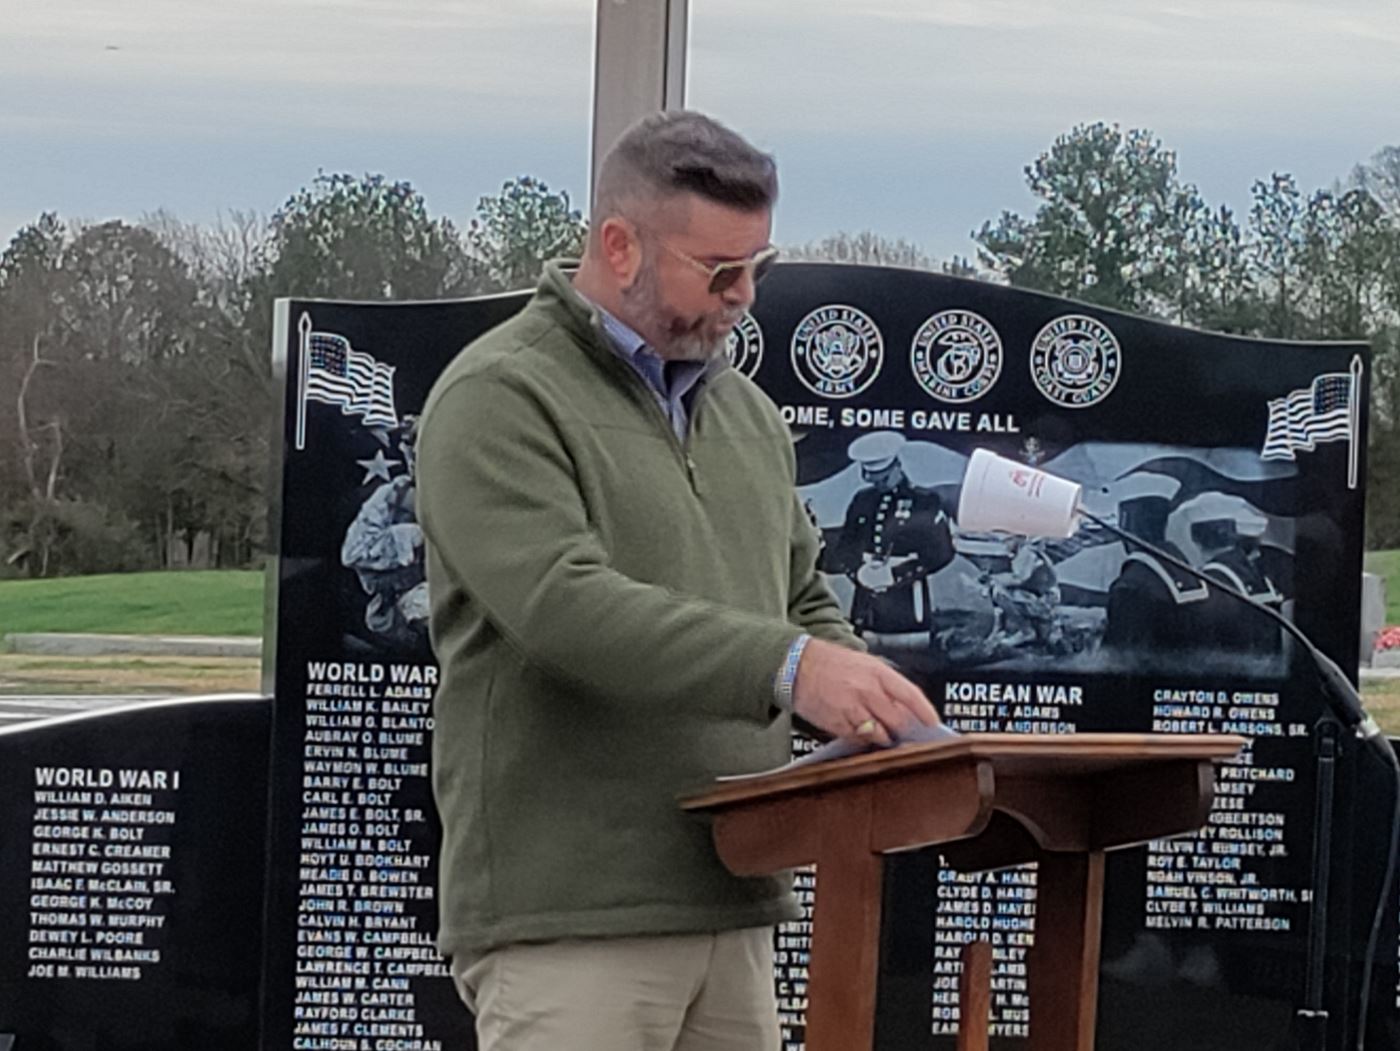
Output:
(987, 535), (1062, 651)
(823, 431), (955, 646)
(1193, 517), (1283, 656)
(1101, 494), (1207, 656)
(341, 417), (429, 648)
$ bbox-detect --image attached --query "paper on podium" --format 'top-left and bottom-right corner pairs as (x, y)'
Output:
(715, 722), (962, 781)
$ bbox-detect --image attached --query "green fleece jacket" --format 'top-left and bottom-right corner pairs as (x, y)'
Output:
(417, 263), (860, 958)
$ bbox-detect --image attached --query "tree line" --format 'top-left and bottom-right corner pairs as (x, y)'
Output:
(968, 125), (1400, 548)
(2, 124), (1398, 578)
(0, 175), (587, 577)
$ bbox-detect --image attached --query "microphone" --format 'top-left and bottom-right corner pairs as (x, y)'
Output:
(957, 448), (1396, 1051)
(956, 449), (1383, 747)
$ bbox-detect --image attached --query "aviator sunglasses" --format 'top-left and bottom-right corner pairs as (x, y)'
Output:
(660, 240), (780, 294)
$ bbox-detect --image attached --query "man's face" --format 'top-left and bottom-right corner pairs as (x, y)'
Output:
(860, 461), (904, 491)
(620, 194), (772, 362)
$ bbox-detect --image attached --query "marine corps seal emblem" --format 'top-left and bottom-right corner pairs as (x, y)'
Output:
(1029, 314), (1121, 408)
(790, 304), (884, 399)
(911, 309), (1003, 404)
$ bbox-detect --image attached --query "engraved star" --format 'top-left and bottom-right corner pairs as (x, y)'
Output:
(357, 450), (400, 484)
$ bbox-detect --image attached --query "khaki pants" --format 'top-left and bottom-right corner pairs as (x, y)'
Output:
(451, 928), (780, 1051)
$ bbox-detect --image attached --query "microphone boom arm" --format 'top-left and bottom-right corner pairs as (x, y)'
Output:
(1077, 507), (1381, 745)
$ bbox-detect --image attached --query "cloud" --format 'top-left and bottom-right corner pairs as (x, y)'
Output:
(689, 0), (1397, 138)
(3, 0), (1397, 258)
(7, 0), (1393, 141)
(0, 0), (593, 135)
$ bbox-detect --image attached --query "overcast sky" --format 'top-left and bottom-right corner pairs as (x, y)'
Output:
(2, 0), (1396, 262)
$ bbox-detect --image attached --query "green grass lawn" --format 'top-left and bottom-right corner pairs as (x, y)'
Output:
(1363, 676), (1400, 735)
(0, 550), (1397, 642)
(0, 570), (264, 637)
(1365, 549), (1400, 625)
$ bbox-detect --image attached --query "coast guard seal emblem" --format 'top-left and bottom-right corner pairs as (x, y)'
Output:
(790, 304), (884, 399)
(1030, 314), (1121, 408)
(725, 313), (764, 379)
(911, 309), (1002, 404)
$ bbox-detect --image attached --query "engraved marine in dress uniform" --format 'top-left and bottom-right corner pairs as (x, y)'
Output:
(823, 431), (955, 647)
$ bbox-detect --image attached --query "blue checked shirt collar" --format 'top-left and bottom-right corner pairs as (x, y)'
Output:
(586, 299), (707, 441)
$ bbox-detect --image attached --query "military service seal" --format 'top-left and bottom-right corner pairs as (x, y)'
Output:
(725, 312), (764, 379)
(790, 304), (884, 399)
(1029, 314), (1121, 408)
(911, 309), (1003, 404)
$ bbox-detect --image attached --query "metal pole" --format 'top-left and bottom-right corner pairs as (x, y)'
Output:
(590, 0), (689, 200)
(1295, 720), (1339, 1051)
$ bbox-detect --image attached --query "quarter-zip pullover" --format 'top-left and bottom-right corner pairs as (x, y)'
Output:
(417, 262), (859, 958)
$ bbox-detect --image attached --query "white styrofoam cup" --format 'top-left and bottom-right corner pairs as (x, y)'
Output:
(957, 448), (1083, 539)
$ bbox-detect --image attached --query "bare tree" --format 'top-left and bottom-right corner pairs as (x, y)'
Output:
(1351, 146), (1400, 218)
(784, 230), (935, 270)
(14, 336), (64, 575)
(144, 208), (268, 318)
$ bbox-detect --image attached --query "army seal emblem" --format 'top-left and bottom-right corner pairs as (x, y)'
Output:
(790, 304), (884, 399)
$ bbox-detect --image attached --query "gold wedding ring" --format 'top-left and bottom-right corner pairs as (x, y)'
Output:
(856, 718), (878, 736)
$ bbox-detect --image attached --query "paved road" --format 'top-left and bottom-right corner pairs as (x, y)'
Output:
(0, 694), (169, 727)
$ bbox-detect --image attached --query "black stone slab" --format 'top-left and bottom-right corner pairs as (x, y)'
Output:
(262, 266), (1373, 1051)
(0, 695), (271, 1051)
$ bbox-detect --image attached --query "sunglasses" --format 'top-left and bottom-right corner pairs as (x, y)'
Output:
(660, 240), (780, 294)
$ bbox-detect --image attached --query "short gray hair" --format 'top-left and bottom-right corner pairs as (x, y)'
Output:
(593, 111), (778, 223)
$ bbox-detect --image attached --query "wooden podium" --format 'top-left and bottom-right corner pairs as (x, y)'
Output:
(684, 732), (1244, 1051)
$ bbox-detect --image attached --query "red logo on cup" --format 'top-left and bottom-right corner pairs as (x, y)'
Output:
(1009, 468), (1045, 498)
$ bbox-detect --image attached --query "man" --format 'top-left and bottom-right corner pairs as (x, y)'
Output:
(987, 535), (1061, 652)
(416, 111), (939, 1051)
(1101, 494), (1207, 656)
(823, 431), (955, 647)
(1193, 517), (1283, 656)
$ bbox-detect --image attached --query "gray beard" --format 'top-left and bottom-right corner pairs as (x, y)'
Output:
(621, 260), (737, 362)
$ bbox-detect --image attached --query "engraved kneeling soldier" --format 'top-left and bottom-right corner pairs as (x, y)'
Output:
(823, 431), (955, 647)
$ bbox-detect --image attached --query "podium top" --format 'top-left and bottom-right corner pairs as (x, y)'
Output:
(682, 732), (1245, 812)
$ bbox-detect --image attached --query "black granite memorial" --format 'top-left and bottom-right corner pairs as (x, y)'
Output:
(0, 695), (270, 1051)
(255, 261), (1376, 1051)
(1, 262), (1383, 1051)
(264, 264), (1377, 1051)
(744, 266), (1374, 1051)
(0, 263), (1310, 1051)
(261, 296), (527, 1051)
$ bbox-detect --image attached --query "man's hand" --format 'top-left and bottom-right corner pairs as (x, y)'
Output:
(791, 638), (941, 747)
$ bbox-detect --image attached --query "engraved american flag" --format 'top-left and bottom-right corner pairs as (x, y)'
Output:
(1260, 372), (1352, 462)
(303, 331), (398, 430)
